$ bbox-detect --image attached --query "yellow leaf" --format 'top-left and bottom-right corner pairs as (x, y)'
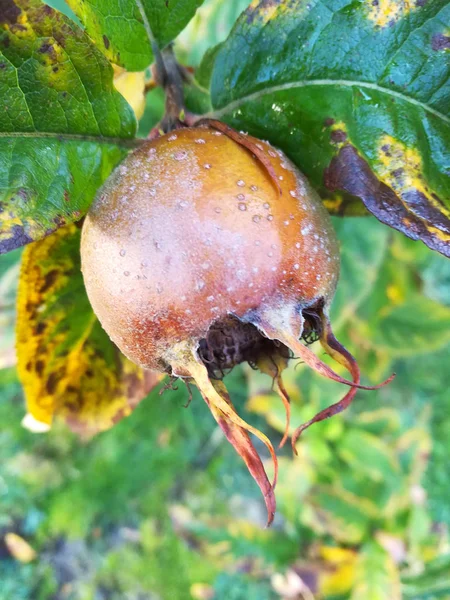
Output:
(4, 533), (37, 563)
(113, 66), (146, 120)
(16, 224), (160, 436)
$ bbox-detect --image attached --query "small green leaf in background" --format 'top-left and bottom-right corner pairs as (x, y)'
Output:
(16, 224), (159, 435)
(351, 541), (401, 600)
(177, 0), (251, 66)
(205, 0), (450, 257)
(66, 0), (205, 71)
(402, 553), (450, 599)
(0, 0), (136, 254)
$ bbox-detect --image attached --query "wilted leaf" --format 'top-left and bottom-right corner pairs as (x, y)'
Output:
(351, 541), (401, 600)
(16, 224), (159, 436)
(66, 0), (205, 71)
(206, 0), (450, 257)
(0, 0), (136, 254)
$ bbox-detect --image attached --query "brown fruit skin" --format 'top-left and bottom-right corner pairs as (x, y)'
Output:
(81, 127), (339, 372)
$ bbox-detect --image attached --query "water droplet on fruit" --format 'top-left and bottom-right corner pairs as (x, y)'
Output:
(294, 264), (300, 270)
(204, 163), (212, 169)
(168, 134), (177, 141)
(290, 190), (297, 197)
(124, 270), (130, 276)
(252, 215), (261, 223)
(174, 151), (187, 161)
(237, 193), (245, 201)
(238, 203), (247, 211)
(119, 249), (126, 257)
(267, 215), (273, 221)
(251, 185), (258, 192)
(237, 180), (245, 187)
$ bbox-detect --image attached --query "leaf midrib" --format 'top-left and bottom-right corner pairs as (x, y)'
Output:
(0, 131), (143, 148)
(208, 79), (450, 125)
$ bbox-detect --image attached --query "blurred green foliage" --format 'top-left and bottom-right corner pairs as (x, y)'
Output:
(1, 216), (450, 599)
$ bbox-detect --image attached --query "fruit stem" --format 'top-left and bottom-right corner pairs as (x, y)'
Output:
(149, 45), (197, 137)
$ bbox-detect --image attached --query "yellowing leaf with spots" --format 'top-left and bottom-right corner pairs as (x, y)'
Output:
(16, 224), (159, 436)
(0, 0), (135, 255)
(206, 0), (450, 257)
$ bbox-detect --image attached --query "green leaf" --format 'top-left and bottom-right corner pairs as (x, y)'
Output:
(207, 0), (450, 257)
(16, 223), (159, 436)
(66, 0), (205, 71)
(372, 294), (450, 356)
(337, 429), (400, 483)
(0, 0), (137, 254)
(351, 541), (401, 600)
(177, 0), (251, 66)
(331, 217), (390, 332)
(402, 554), (450, 599)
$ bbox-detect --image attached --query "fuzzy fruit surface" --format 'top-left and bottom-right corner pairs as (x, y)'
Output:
(81, 126), (339, 374)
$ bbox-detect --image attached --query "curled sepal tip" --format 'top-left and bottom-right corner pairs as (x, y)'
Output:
(256, 352), (291, 449)
(253, 304), (394, 453)
(291, 313), (394, 449)
(186, 359), (277, 526)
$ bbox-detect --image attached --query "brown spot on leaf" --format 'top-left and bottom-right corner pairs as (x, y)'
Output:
(330, 129), (347, 143)
(324, 118), (335, 127)
(39, 43), (53, 54)
(64, 190), (70, 202)
(36, 322), (46, 335)
(102, 34), (110, 49)
(391, 168), (404, 180)
(42, 269), (58, 292)
(403, 190), (450, 233)
(46, 373), (58, 395)
(0, 0), (20, 24)
(35, 360), (44, 376)
(324, 145), (450, 258)
(0, 225), (34, 254)
(432, 34), (450, 51)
